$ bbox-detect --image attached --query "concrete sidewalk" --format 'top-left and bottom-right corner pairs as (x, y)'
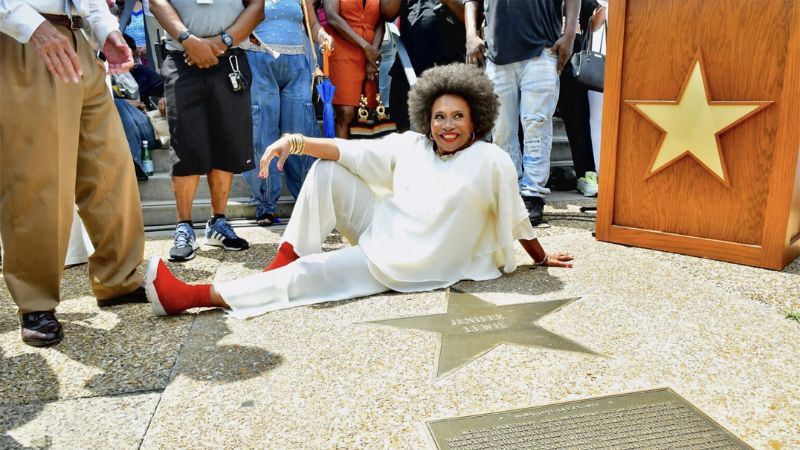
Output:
(1, 197), (799, 449)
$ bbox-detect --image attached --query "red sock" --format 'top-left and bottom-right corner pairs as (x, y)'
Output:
(151, 259), (213, 315)
(263, 242), (299, 272)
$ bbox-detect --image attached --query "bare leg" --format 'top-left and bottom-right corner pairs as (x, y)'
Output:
(172, 175), (201, 221)
(334, 105), (355, 138)
(207, 169), (233, 216)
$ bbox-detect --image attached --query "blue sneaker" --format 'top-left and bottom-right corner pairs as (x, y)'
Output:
(205, 217), (249, 251)
(169, 223), (198, 262)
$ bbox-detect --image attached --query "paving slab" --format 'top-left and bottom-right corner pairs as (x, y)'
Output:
(0, 393), (159, 449)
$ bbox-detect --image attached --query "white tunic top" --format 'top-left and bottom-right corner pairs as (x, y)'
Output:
(336, 131), (536, 292)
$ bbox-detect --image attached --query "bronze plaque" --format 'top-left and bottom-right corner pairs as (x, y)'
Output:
(425, 388), (752, 449)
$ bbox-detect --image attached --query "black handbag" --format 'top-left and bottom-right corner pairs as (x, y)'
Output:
(569, 20), (606, 92)
(349, 80), (397, 139)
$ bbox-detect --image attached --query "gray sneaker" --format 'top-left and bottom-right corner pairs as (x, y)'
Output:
(169, 223), (199, 262)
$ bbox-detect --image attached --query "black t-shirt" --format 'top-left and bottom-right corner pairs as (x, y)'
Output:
(397, 0), (466, 74)
(573, 0), (600, 53)
(484, 0), (563, 65)
(389, 0), (466, 130)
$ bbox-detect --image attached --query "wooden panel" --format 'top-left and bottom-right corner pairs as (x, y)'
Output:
(607, 226), (764, 268)
(761, 0), (800, 267)
(595, 0), (627, 241)
(611, 0), (790, 245)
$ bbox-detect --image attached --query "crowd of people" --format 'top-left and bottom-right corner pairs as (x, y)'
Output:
(0, 0), (605, 346)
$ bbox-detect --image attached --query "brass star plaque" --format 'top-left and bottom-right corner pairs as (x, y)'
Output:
(627, 50), (771, 187)
(365, 290), (598, 379)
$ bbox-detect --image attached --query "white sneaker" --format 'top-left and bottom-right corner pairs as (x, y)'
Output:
(576, 171), (599, 197)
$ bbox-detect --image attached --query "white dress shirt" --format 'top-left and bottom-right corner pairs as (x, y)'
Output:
(0, 0), (119, 45)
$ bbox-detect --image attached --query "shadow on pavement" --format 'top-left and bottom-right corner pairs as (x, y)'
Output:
(169, 310), (284, 384)
(0, 351), (57, 449)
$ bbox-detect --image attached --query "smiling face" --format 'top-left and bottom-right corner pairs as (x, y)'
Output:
(430, 94), (474, 154)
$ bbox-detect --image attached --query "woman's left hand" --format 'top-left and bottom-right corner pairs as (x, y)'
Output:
(543, 252), (574, 268)
(365, 60), (379, 80)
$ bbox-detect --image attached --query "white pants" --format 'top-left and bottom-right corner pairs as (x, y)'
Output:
(216, 161), (389, 319)
(65, 208), (94, 267)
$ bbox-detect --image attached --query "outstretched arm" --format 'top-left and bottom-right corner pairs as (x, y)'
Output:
(259, 135), (340, 177)
(519, 238), (574, 268)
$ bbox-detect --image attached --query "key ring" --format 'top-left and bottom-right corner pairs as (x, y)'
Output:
(229, 55), (239, 72)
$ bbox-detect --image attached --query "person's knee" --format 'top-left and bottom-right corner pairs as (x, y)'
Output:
(522, 112), (550, 129)
(336, 106), (355, 124)
(305, 159), (334, 186)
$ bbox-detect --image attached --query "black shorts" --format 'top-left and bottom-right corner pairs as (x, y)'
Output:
(161, 48), (255, 176)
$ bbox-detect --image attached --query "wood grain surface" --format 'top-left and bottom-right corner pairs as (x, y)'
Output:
(596, 0), (800, 269)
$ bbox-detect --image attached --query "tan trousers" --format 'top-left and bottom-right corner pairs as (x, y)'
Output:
(0, 26), (145, 314)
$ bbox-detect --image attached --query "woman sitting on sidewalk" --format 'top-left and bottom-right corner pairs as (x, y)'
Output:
(145, 63), (574, 319)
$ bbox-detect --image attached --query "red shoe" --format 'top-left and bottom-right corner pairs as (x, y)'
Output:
(145, 256), (212, 316)
(262, 242), (300, 272)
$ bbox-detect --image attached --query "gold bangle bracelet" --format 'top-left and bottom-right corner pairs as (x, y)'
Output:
(290, 134), (305, 155)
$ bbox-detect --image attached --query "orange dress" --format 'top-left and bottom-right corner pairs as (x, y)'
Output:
(325, 0), (380, 107)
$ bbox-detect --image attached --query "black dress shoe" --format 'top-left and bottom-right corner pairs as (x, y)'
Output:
(97, 285), (148, 307)
(522, 195), (545, 226)
(20, 312), (64, 347)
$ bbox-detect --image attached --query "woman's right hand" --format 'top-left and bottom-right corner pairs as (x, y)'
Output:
(363, 43), (381, 68)
(259, 137), (289, 178)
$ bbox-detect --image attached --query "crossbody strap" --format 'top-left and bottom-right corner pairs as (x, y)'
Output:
(386, 21), (417, 86)
(300, 0), (322, 74)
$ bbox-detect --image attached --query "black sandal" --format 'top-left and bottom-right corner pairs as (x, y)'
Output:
(256, 213), (280, 226)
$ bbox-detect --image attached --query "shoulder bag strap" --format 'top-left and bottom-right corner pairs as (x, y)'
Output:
(300, 0), (323, 78)
(386, 21), (417, 86)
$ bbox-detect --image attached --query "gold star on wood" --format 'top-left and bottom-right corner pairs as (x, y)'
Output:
(627, 52), (771, 187)
(365, 290), (598, 380)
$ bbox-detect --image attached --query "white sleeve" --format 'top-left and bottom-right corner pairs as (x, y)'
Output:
(84, 0), (120, 48)
(335, 131), (414, 192)
(0, 0), (46, 43)
(491, 148), (536, 272)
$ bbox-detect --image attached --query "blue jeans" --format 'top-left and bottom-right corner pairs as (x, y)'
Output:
(378, 38), (395, 107)
(114, 98), (156, 177)
(245, 51), (319, 217)
(486, 50), (560, 198)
